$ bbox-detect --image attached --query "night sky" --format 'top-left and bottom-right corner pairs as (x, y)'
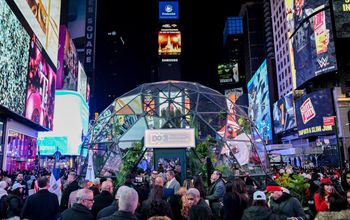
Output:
(94, 0), (242, 113)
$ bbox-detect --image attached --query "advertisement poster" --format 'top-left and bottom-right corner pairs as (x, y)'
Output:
(0, 0), (30, 116)
(218, 63), (239, 84)
(159, 1), (179, 20)
(158, 31), (181, 55)
(295, 89), (335, 137)
(25, 37), (56, 130)
(286, 0), (337, 88)
(247, 60), (272, 143)
(273, 92), (296, 134)
(14, 0), (61, 67)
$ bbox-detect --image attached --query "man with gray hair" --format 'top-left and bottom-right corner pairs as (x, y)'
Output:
(96, 186), (129, 219)
(100, 187), (138, 220)
(61, 189), (94, 220)
(187, 188), (212, 220)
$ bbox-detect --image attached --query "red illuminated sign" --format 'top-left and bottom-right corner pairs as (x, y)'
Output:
(300, 98), (316, 124)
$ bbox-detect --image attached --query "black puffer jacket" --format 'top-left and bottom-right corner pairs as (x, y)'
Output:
(242, 206), (279, 220)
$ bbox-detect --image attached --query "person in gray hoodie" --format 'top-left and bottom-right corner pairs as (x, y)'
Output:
(242, 191), (278, 220)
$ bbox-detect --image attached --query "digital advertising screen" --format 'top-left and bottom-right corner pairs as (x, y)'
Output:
(247, 60), (273, 143)
(158, 31), (181, 55)
(159, 1), (179, 20)
(37, 90), (89, 155)
(285, 0), (329, 35)
(14, 0), (61, 67)
(218, 63), (240, 84)
(0, 0), (30, 116)
(295, 89), (335, 138)
(291, 8), (337, 88)
(273, 92), (296, 134)
(68, 0), (86, 41)
(56, 26), (79, 91)
(25, 37), (56, 130)
(333, 0), (350, 38)
(78, 62), (88, 102)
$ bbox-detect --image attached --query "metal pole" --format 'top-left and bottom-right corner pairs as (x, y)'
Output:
(334, 117), (343, 171)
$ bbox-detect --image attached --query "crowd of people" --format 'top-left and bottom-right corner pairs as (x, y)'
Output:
(1, 166), (350, 220)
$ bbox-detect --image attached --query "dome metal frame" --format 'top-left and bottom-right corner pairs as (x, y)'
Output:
(78, 81), (270, 178)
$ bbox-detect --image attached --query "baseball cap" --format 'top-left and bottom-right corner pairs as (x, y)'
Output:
(253, 191), (266, 201)
(11, 183), (25, 191)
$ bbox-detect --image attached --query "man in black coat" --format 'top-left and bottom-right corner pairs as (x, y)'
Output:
(61, 188), (94, 220)
(97, 186), (131, 219)
(206, 170), (225, 220)
(100, 187), (139, 220)
(92, 179), (114, 217)
(60, 171), (79, 212)
(187, 188), (212, 220)
(21, 176), (59, 220)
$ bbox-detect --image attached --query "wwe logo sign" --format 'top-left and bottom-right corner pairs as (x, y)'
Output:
(300, 98), (316, 124)
(317, 56), (329, 68)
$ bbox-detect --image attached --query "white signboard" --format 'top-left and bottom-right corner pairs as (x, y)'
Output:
(144, 129), (195, 148)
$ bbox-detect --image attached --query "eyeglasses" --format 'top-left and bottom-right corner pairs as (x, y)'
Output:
(84, 198), (94, 202)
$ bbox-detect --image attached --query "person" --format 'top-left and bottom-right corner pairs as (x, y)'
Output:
(6, 182), (25, 219)
(68, 179), (90, 208)
(314, 193), (350, 220)
(61, 189), (94, 220)
(164, 170), (180, 197)
(0, 181), (8, 219)
(193, 175), (206, 198)
(341, 170), (350, 192)
(154, 176), (164, 187)
(267, 185), (306, 220)
(168, 187), (187, 220)
(150, 171), (159, 187)
(223, 178), (250, 220)
(206, 170), (225, 220)
(92, 179), (114, 217)
(242, 191), (278, 220)
(187, 188), (212, 220)
(99, 187), (139, 220)
(60, 171), (79, 212)
(97, 186), (129, 219)
(21, 176), (59, 220)
(14, 173), (29, 198)
(140, 185), (173, 220)
(314, 178), (337, 212)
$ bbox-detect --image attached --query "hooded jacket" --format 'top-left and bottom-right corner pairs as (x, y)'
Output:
(242, 206), (279, 220)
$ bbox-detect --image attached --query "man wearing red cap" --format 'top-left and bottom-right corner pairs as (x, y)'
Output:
(267, 184), (306, 220)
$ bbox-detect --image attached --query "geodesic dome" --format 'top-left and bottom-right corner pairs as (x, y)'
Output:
(78, 81), (269, 178)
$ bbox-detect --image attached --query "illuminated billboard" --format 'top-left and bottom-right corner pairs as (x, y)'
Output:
(25, 37), (56, 130)
(158, 31), (181, 55)
(68, 0), (86, 41)
(285, 0), (337, 88)
(218, 63), (239, 84)
(333, 0), (350, 38)
(291, 8), (337, 88)
(56, 26), (79, 90)
(159, 1), (179, 20)
(14, 0), (61, 67)
(286, 0), (329, 35)
(273, 92), (296, 134)
(78, 62), (88, 101)
(37, 90), (89, 155)
(295, 89), (335, 137)
(247, 60), (272, 143)
(0, 0), (30, 116)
